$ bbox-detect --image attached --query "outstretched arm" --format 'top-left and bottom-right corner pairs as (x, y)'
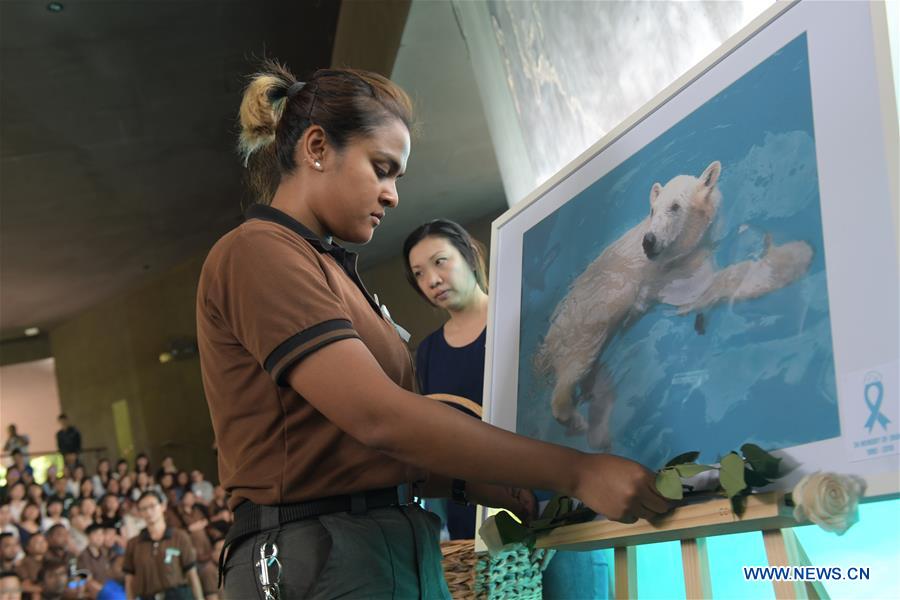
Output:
(287, 338), (671, 522)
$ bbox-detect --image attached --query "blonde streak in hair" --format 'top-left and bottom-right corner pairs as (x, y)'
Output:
(238, 74), (288, 166)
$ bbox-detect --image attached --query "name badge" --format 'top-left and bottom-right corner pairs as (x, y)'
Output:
(164, 548), (181, 564)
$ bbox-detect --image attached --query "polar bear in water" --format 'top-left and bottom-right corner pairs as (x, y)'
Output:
(534, 161), (813, 450)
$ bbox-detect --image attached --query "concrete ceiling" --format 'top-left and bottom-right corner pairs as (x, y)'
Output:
(0, 0), (506, 342)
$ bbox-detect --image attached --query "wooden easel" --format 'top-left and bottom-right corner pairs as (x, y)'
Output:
(536, 492), (828, 599)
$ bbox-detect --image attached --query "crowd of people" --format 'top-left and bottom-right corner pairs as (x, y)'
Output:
(1, 435), (228, 600)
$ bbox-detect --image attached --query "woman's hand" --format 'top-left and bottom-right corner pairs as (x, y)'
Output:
(467, 483), (538, 524)
(573, 453), (672, 522)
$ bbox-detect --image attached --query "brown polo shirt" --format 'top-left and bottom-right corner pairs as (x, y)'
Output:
(197, 204), (422, 510)
(123, 527), (195, 596)
(16, 555), (42, 583)
(77, 546), (112, 583)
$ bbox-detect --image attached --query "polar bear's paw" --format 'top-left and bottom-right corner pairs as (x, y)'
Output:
(563, 412), (589, 436)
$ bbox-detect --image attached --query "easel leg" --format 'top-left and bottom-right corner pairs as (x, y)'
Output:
(681, 537), (712, 599)
(781, 528), (829, 600)
(614, 546), (638, 600)
(763, 528), (831, 600)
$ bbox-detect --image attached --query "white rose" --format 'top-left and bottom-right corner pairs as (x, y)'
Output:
(791, 472), (866, 535)
(478, 515), (520, 557)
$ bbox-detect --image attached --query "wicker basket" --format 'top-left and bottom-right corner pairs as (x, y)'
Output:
(441, 539), (478, 599)
(440, 540), (548, 600)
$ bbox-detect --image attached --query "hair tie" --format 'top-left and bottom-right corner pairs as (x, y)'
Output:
(287, 81), (306, 98)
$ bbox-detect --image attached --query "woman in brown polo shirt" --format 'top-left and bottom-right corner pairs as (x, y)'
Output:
(197, 61), (671, 599)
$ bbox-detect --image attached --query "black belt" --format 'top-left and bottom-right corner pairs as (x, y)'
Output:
(223, 485), (412, 550)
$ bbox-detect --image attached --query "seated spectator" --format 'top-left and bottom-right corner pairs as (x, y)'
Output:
(36, 557), (69, 600)
(113, 460), (129, 482)
(76, 498), (98, 527)
(198, 538), (224, 600)
(43, 525), (74, 565)
(0, 533), (20, 573)
(1, 470), (21, 505)
(8, 453), (31, 483)
(5, 485), (25, 524)
(24, 484), (43, 512)
(129, 473), (157, 504)
(68, 502), (93, 555)
(175, 492), (210, 564)
(92, 460), (112, 498)
(77, 479), (96, 502)
(174, 472), (190, 499)
(104, 478), (121, 501)
(68, 465), (88, 499)
(77, 524), (113, 585)
(47, 477), (75, 516)
(41, 466), (59, 498)
(15, 533), (46, 597)
(0, 502), (18, 540)
(188, 472), (213, 507)
(153, 457), (177, 483)
(205, 507), (231, 544)
(207, 487), (226, 518)
(0, 570), (22, 600)
(133, 455), (150, 478)
(18, 473), (34, 490)
(157, 473), (175, 497)
(97, 496), (122, 532)
(40, 499), (70, 532)
(102, 525), (123, 561)
(14, 504), (41, 549)
(117, 502), (143, 545)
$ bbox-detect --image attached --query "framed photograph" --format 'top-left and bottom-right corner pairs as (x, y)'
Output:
(483, 0), (898, 507)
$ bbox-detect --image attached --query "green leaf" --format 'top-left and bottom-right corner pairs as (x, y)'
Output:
(719, 453), (747, 498)
(674, 463), (717, 478)
(656, 467), (684, 500)
(542, 497), (561, 520)
(557, 506), (597, 525)
(539, 495), (565, 521)
(743, 467), (771, 488)
(665, 451), (701, 467)
(740, 443), (782, 478)
(494, 511), (535, 547)
(730, 494), (748, 517)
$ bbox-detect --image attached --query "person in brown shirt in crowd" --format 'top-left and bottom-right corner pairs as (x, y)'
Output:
(196, 539), (222, 600)
(76, 525), (111, 585)
(123, 491), (201, 600)
(0, 534), (19, 574)
(174, 493), (210, 565)
(198, 62), (670, 598)
(44, 526), (74, 566)
(16, 533), (45, 598)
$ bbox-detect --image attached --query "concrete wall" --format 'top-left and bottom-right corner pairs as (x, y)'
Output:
(0, 358), (61, 457)
(49, 253), (216, 479)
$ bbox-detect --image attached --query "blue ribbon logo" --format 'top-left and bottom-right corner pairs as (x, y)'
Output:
(863, 373), (890, 433)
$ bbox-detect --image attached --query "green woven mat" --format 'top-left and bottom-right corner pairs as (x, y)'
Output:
(474, 544), (553, 600)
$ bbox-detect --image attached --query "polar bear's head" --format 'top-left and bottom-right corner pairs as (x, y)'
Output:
(642, 161), (721, 262)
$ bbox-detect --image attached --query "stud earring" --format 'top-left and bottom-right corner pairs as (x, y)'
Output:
(314, 160), (322, 170)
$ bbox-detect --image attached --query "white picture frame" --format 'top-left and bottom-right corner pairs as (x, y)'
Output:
(478, 0), (899, 542)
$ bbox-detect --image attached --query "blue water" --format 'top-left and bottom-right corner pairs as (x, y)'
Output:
(517, 33), (839, 468)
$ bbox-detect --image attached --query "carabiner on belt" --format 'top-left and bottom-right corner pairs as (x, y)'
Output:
(255, 541), (281, 600)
